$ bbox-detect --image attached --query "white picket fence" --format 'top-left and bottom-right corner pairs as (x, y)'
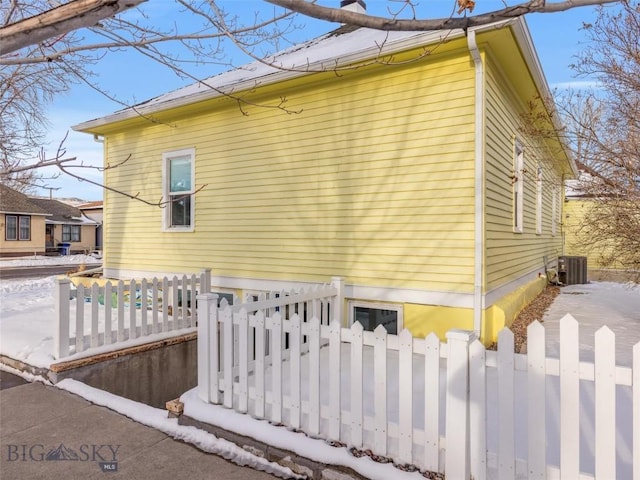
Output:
(54, 269), (211, 359)
(197, 289), (640, 479)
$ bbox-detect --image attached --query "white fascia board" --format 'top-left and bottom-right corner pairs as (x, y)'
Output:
(509, 18), (579, 178)
(73, 27), (472, 133)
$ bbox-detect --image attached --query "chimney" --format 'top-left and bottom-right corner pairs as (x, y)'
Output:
(340, 0), (366, 14)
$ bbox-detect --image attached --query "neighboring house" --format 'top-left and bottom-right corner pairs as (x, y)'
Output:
(563, 165), (630, 278)
(27, 197), (100, 254)
(0, 184), (49, 257)
(73, 15), (576, 344)
(78, 201), (104, 251)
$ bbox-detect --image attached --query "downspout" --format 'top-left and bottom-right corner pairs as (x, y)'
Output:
(467, 30), (485, 341)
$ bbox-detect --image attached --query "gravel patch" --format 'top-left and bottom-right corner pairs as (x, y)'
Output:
(488, 285), (560, 353)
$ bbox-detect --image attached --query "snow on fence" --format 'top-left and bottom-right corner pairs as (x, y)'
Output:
(54, 269), (211, 359)
(197, 287), (640, 479)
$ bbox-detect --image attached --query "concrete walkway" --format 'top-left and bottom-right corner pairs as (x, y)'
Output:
(0, 371), (280, 480)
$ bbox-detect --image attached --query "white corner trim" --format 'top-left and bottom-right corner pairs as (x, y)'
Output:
(467, 28), (485, 339)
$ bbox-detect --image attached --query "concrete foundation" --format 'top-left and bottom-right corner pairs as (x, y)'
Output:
(48, 334), (197, 409)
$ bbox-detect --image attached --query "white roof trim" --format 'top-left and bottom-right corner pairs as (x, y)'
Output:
(74, 19), (524, 132)
(509, 19), (578, 177)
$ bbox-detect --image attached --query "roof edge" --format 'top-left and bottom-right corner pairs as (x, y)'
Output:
(73, 24), (500, 133)
(508, 18), (579, 178)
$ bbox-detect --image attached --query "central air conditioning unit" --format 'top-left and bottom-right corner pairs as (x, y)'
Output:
(558, 256), (588, 285)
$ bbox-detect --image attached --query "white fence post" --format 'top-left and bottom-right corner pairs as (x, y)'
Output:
(91, 282), (100, 347)
(129, 279), (137, 340)
(201, 268), (211, 293)
(75, 284), (85, 353)
(445, 329), (476, 480)
(308, 316), (321, 435)
(104, 281), (113, 344)
(54, 277), (71, 359)
(328, 319), (342, 441)
(497, 329), (515, 480)
(527, 321), (546, 480)
(424, 333), (442, 473)
(469, 338), (486, 480)
(254, 310), (266, 419)
(197, 293), (217, 403)
(398, 329), (414, 465)
(373, 324), (388, 456)
(331, 276), (344, 326)
(290, 313), (302, 430)
(595, 326), (616, 479)
(560, 314), (580, 479)
(117, 280), (125, 341)
(238, 308), (249, 413)
(350, 321), (364, 448)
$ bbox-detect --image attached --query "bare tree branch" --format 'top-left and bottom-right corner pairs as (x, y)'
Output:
(265, 0), (623, 31)
(1, 0), (626, 206)
(0, 0), (147, 55)
(555, 4), (640, 274)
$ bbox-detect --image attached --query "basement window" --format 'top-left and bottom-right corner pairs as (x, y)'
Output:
(348, 301), (403, 334)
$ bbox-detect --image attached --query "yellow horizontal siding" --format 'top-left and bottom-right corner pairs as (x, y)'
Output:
(483, 55), (564, 289)
(103, 48), (477, 292)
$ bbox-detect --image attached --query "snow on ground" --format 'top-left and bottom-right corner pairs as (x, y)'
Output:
(0, 254), (98, 367)
(2, 269), (638, 370)
(542, 282), (640, 366)
(0, 253), (102, 268)
(1, 269), (639, 478)
(0, 276), (58, 367)
(54, 379), (302, 479)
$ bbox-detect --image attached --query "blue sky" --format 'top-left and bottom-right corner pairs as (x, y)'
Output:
(40, 0), (602, 201)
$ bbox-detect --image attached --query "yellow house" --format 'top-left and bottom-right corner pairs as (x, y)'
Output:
(73, 17), (576, 344)
(563, 171), (632, 280)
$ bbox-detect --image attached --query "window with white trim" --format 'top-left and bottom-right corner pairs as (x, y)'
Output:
(163, 148), (195, 231)
(513, 141), (525, 233)
(348, 300), (403, 334)
(5, 215), (30, 241)
(536, 164), (543, 235)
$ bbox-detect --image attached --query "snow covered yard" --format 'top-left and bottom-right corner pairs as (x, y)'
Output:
(1, 261), (639, 479)
(0, 253), (102, 267)
(1, 258), (638, 370)
(542, 281), (640, 366)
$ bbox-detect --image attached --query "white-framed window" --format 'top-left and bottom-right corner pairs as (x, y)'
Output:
(62, 224), (81, 242)
(536, 164), (543, 235)
(513, 141), (525, 233)
(163, 148), (195, 231)
(552, 183), (558, 236)
(5, 215), (30, 241)
(348, 300), (403, 334)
